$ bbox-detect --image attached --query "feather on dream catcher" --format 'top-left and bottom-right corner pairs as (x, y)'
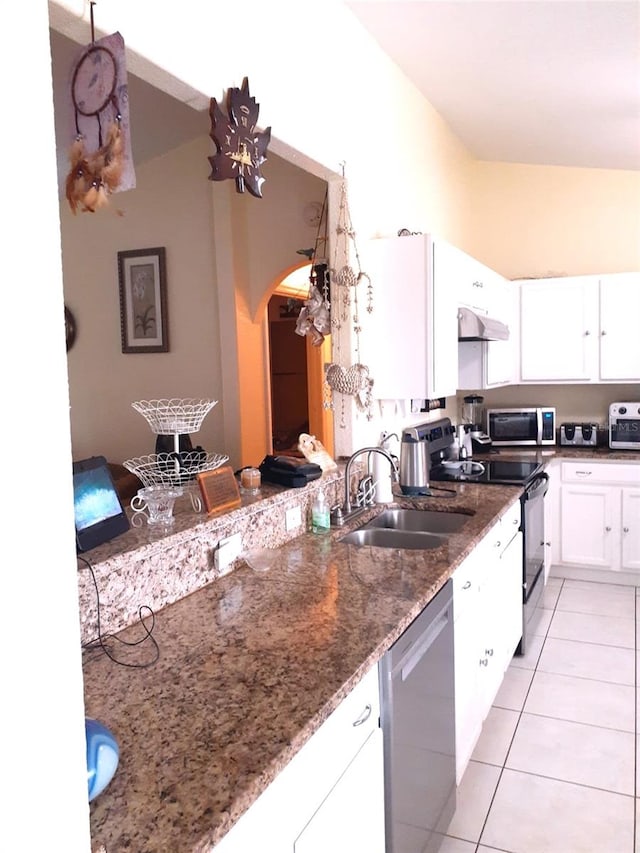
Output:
(64, 19), (135, 214)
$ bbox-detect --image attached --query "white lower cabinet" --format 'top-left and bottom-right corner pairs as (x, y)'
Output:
(558, 462), (640, 572)
(212, 664), (384, 853)
(453, 501), (523, 783)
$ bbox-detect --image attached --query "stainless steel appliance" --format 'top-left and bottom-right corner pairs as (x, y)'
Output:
(399, 419), (455, 495)
(560, 422), (598, 446)
(379, 579), (456, 853)
(487, 406), (556, 446)
(609, 402), (640, 449)
(428, 417), (548, 656)
(458, 306), (509, 341)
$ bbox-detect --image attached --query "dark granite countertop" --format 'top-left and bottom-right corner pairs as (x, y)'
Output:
(83, 480), (523, 852)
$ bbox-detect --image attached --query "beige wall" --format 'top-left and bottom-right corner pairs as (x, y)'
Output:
(61, 135), (327, 466)
(467, 161), (640, 278)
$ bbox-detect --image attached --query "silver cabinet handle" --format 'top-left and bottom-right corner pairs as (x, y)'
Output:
(513, 518), (519, 525)
(585, 330), (591, 336)
(352, 704), (372, 727)
(605, 526), (612, 532)
(479, 658), (488, 667)
(485, 648), (494, 657)
(623, 527), (630, 534)
(472, 281), (484, 288)
(545, 541), (551, 546)
(494, 540), (502, 548)
(463, 580), (472, 589)
(601, 330), (607, 336)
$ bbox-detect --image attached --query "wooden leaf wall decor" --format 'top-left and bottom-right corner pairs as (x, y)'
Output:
(208, 77), (271, 197)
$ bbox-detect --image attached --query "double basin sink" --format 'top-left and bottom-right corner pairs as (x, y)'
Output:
(340, 508), (470, 550)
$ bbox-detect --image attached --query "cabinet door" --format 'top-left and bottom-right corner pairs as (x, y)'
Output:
(519, 278), (598, 381)
(364, 234), (457, 399)
(294, 729), (385, 853)
(560, 484), (618, 568)
(622, 487), (640, 571)
(452, 551), (483, 783)
(599, 273), (640, 381)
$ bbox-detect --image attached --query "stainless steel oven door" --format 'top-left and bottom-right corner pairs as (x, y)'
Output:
(517, 472), (549, 655)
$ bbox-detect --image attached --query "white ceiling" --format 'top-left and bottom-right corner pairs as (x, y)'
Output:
(50, 1), (640, 183)
(346, 0), (640, 170)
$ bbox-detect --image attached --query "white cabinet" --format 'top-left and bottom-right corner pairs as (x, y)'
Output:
(518, 273), (640, 383)
(599, 274), (640, 380)
(295, 729), (384, 852)
(558, 461), (640, 573)
(213, 665), (384, 853)
(519, 277), (598, 382)
(362, 233), (458, 399)
(453, 501), (522, 782)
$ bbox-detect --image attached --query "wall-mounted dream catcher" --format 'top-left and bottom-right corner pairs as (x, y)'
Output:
(324, 166), (375, 426)
(64, 6), (135, 214)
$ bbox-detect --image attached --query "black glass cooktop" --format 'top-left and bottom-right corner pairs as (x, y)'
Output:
(430, 459), (543, 486)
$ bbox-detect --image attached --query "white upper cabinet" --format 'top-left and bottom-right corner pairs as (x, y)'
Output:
(599, 273), (640, 381)
(363, 234), (458, 400)
(517, 273), (640, 384)
(518, 276), (598, 382)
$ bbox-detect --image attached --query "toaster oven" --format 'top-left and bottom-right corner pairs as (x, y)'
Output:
(609, 402), (640, 450)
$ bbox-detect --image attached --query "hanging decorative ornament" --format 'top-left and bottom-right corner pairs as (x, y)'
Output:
(324, 165), (375, 425)
(208, 78), (271, 197)
(294, 190), (331, 346)
(64, 5), (135, 214)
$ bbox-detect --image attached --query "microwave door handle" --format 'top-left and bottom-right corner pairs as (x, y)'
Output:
(536, 409), (543, 443)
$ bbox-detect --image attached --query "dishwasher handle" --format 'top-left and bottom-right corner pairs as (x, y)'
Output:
(394, 599), (452, 682)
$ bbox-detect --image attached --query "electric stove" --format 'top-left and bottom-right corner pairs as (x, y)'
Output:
(429, 458), (544, 486)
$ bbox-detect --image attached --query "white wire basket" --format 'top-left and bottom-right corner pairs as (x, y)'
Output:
(131, 398), (218, 435)
(123, 451), (229, 487)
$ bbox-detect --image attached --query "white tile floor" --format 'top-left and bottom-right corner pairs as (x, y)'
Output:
(442, 576), (639, 853)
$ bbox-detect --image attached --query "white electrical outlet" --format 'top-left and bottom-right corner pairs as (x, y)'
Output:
(214, 533), (242, 575)
(286, 506), (302, 531)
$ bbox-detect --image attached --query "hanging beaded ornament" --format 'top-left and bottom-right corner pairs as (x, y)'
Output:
(324, 166), (374, 426)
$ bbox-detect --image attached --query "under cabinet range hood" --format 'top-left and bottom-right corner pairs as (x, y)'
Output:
(458, 306), (509, 341)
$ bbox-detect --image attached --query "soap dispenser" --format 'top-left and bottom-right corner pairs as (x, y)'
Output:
(311, 489), (330, 533)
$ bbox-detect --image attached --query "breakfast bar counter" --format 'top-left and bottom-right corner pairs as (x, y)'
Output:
(83, 480), (522, 852)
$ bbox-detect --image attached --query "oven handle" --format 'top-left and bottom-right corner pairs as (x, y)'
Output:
(522, 471), (549, 501)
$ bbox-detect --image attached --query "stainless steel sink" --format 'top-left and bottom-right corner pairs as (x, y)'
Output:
(364, 508), (470, 535)
(340, 528), (448, 550)
(339, 508), (471, 549)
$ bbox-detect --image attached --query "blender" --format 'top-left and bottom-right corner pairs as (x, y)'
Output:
(461, 394), (492, 454)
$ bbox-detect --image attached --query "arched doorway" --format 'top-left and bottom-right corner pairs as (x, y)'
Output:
(267, 263), (334, 456)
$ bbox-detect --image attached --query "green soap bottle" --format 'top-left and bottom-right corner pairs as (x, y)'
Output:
(311, 489), (330, 534)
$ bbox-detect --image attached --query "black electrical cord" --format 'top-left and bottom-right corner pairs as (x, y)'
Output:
(78, 555), (160, 668)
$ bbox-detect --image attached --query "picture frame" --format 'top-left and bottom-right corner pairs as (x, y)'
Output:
(118, 247), (169, 353)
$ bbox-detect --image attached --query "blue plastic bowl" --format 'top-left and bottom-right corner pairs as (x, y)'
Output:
(85, 717), (119, 801)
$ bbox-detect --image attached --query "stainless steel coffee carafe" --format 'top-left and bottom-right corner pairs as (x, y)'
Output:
(399, 434), (430, 495)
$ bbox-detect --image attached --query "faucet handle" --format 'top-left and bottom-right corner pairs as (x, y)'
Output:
(330, 504), (345, 527)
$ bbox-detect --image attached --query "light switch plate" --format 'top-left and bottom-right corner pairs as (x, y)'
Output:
(215, 532), (242, 574)
(286, 506), (302, 531)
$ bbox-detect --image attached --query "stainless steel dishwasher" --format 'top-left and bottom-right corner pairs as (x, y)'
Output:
(379, 579), (456, 853)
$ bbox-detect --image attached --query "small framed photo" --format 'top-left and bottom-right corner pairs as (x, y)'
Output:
(118, 247), (169, 353)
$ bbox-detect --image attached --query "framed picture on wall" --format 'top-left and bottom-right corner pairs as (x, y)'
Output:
(118, 247), (169, 353)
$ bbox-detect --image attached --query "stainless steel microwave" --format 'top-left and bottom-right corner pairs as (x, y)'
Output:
(487, 407), (556, 446)
(609, 402), (640, 449)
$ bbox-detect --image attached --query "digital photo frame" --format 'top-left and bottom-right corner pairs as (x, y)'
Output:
(73, 455), (130, 552)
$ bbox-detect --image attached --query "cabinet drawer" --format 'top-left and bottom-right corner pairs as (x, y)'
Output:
(561, 461), (640, 485)
(500, 501), (522, 536)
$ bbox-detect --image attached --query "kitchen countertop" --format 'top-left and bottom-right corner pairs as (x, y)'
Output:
(83, 480), (523, 852)
(83, 445), (640, 852)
